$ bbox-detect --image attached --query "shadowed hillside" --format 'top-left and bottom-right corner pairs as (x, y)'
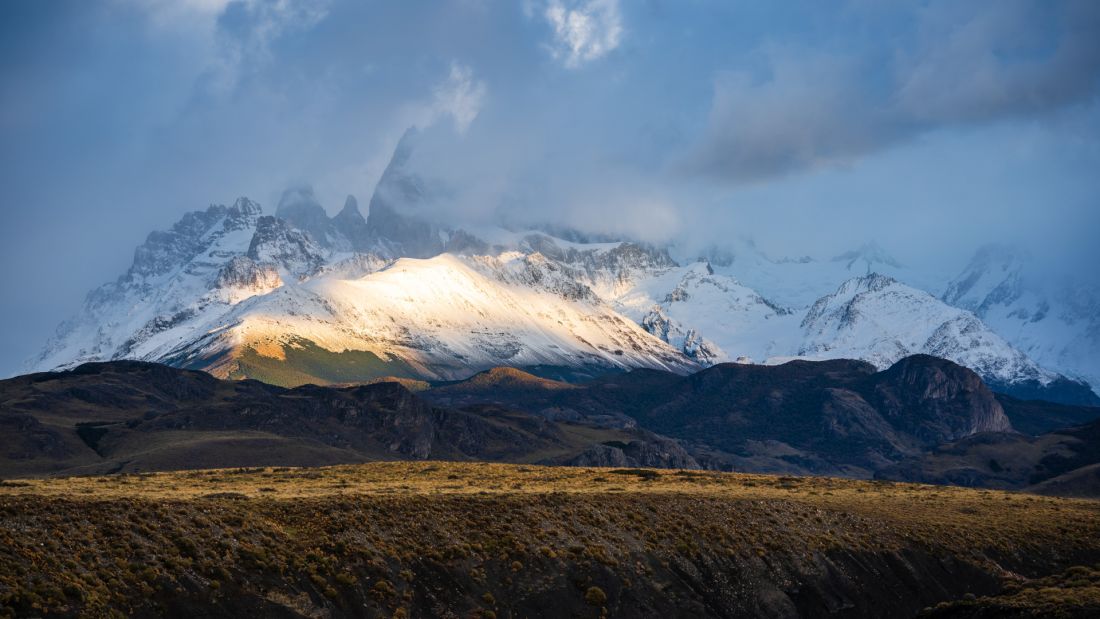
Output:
(0, 361), (692, 477)
(4, 357), (1100, 491)
(879, 417), (1100, 496)
(426, 355), (1037, 478)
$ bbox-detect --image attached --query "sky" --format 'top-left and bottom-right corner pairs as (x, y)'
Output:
(1, 0), (1099, 376)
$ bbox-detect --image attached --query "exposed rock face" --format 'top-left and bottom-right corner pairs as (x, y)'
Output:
(443, 229), (490, 255)
(641, 305), (724, 364)
(247, 216), (326, 278)
(331, 194), (371, 251)
(319, 251), (389, 279)
(215, 256), (282, 291)
(867, 354), (1013, 444)
(365, 128), (447, 258)
(519, 235), (678, 287)
(505, 252), (596, 301)
(366, 202), (444, 258)
(563, 434), (700, 469)
(130, 197), (263, 280)
(274, 186), (337, 248)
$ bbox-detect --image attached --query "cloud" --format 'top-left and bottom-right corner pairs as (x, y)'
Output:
(684, 0), (1100, 184)
(398, 61), (488, 137)
(120, 0), (331, 94)
(895, 0), (1100, 123)
(685, 50), (894, 183)
(541, 0), (622, 68)
(432, 62), (488, 134)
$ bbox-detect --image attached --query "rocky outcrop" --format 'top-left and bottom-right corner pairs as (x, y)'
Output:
(562, 434), (700, 469)
(129, 197), (262, 280)
(215, 256), (282, 291)
(364, 128), (448, 258)
(273, 186), (338, 248)
(867, 354), (1012, 444)
(247, 216), (326, 278)
(331, 194), (371, 250)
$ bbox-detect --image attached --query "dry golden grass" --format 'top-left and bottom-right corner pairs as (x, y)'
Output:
(1, 462), (1099, 618)
(3, 461), (1096, 527)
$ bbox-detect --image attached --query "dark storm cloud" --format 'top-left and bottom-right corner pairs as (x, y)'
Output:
(683, 0), (1100, 183)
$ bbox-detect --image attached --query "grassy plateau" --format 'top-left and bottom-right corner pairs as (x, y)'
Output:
(1, 462), (1099, 618)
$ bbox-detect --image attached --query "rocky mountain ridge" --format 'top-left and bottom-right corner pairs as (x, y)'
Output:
(26, 132), (1098, 404)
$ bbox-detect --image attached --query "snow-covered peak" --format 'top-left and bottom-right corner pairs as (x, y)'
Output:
(613, 259), (794, 366)
(229, 196), (263, 223)
(196, 252), (698, 382)
(830, 241), (902, 273)
(942, 243), (1030, 313)
(128, 199), (262, 281)
(705, 240), (918, 310)
(799, 273), (1057, 391)
(941, 244), (1100, 399)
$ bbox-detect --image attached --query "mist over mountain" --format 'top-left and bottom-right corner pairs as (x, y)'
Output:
(20, 128), (1099, 409)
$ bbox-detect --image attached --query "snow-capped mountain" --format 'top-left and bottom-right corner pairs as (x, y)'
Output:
(613, 261), (798, 365)
(799, 274), (1057, 389)
(696, 239), (924, 310)
(942, 244), (1100, 402)
(31, 202), (696, 384)
(28, 131), (1096, 404)
(33, 198), (266, 371)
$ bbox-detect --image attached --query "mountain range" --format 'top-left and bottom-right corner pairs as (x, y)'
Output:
(26, 129), (1100, 406)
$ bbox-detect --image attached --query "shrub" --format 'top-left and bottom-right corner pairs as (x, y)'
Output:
(371, 579), (397, 598)
(585, 586), (607, 606)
